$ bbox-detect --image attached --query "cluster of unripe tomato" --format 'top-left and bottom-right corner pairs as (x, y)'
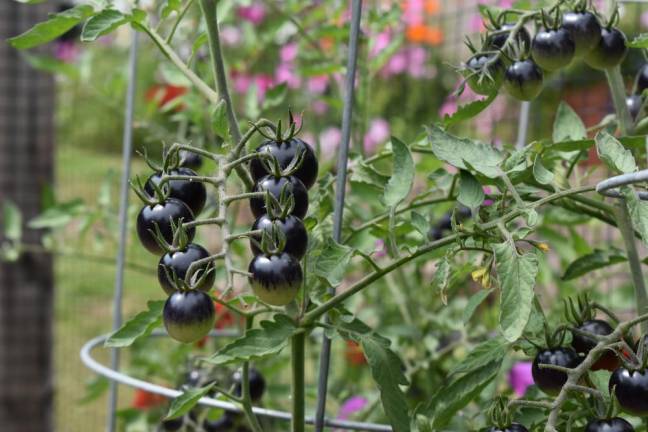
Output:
(161, 367), (266, 431)
(486, 297), (648, 432)
(133, 118), (317, 345)
(464, 5), (629, 101)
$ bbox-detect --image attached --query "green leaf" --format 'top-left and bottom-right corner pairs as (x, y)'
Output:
(553, 102), (586, 142)
(450, 337), (509, 375)
(431, 257), (451, 305)
(3, 201), (22, 242)
(81, 9), (129, 42)
(360, 336), (410, 432)
(161, 0), (182, 19)
(628, 33), (648, 48)
(427, 125), (504, 178)
(622, 186), (648, 248)
(22, 52), (79, 78)
(28, 199), (85, 229)
(383, 137), (414, 207)
(262, 83), (287, 110)
(9, 5), (94, 49)
(104, 301), (164, 348)
(313, 236), (354, 287)
(442, 93), (496, 128)
(494, 243), (538, 342)
(350, 160), (389, 190)
(410, 211), (430, 237)
(588, 370), (612, 404)
(166, 383), (215, 419)
(207, 315), (296, 364)
(457, 170), (484, 208)
(427, 360), (502, 428)
(596, 131), (637, 174)
(562, 248), (627, 280)
(463, 289), (493, 325)
(211, 102), (229, 139)
(532, 155), (554, 185)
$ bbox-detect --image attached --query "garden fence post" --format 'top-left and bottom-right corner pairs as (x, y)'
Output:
(0, 2), (55, 431)
(314, 1), (363, 430)
(516, 101), (531, 149)
(106, 28), (139, 432)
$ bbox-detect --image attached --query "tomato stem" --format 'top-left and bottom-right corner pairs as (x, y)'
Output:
(291, 331), (306, 432)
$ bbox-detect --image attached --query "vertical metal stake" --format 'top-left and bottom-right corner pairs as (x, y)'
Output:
(314, 1), (363, 430)
(106, 29), (139, 432)
(516, 101), (530, 150)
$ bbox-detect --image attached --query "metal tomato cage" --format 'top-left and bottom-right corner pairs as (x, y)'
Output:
(78, 1), (394, 431)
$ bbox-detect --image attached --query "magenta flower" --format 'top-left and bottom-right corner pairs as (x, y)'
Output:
(280, 42), (299, 63)
(312, 100), (329, 115)
(307, 75), (329, 94)
(370, 30), (393, 59)
(220, 25), (242, 46)
(439, 98), (457, 118)
(642, 11), (648, 29)
(373, 239), (388, 258)
(363, 118), (390, 154)
(508, 361), (534, 397)
(338, 396), (368, 420)
(230, 70), (253, 94)
(275, 63), (301, 89)
(55, 41), (80, 63)
(237, 2), (266, 25)
(319, 127), (342, 160)
(402, 0), (425, 26)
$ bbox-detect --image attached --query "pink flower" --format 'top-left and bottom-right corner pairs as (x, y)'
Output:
(280, 42), (299, 63)
(439, 98), (457, 118)
(382, 50), (408, 76)
(254, 74), (274, 102)
(508, 361), (534, 397)
(363, 118), (390, 154)
(338, 396), (368, 420)
(275, 63), (301, 89)
(307, 75), (329, 94)
(403, 0), (425, 26)
(469, 13), (485, 33)
(642, 11), (648, 29)
(373, 239), (388, 258)
(406, 46), (429, 78)
(319, 127), (342, 160)
(370, 30), (393, 58)
(55, 41), (80, 63)
(237, 2), (266, 25)
(312, 100), (329, 115)
(230, 70), (253, 94)
(220, 25), (242, 46)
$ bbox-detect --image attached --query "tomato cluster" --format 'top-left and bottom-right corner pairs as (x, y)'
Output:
(135, 154), (217, 344)
(463, 5), (627, 102)
(246, 123), (317, 306)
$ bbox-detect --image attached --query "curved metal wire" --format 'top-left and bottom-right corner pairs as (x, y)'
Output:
(80, 332), (392, 431)
(596, 169), (648, 200)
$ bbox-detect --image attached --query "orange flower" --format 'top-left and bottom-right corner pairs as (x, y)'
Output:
(424, 26), (444, 45)
(132, 389), (166, 410)
(406, 24), (428, 43)
(345, 340), (367, 366)
(425, 0), (440, 15)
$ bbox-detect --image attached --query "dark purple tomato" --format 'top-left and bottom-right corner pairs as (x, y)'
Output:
(249, 138), (319, 189)
(158, 243), (215, 294)
(486, 24), (531, 50)
(532, 348), (580, 395)
(636, 64), (648, 95)
(161, 417), (184, 431)
(179, 150), (203, 170)
(572, 319), (617, 371)
(163, 290), (215, 343)
(136, 198), (195, 254)
(504, 59), (544, 101)
(585, 417), (634, 432)
(531, 27), (575, 71)
(584, 27), (627, 70)
(249, 175), (309, 219)
(233, 368), (266, 401)
(561, 11), (602, 57)
(627, 94), (643, 121)
(486, 424), (529, 432)
(250, 214), (308, 260)
(145, 167), (206, 216)
(248, 252), (302, 306)
(203, 415), (234, 432)
(610, 367), (648, 416)
(463, 54), (505, 95)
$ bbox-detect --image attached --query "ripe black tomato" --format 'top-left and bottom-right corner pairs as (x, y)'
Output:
(249, 138), (319, 189)
(203, 414), (235, 432)
(637, 64), (648, 95)
(610, 367), (648, 416)
(486, 424), (529, 432)
(464, 54), (505, 95)
(161, 417), (184, 431)
(531, 27), (575, 71)
(163, 290), (215, 343)
(248, 252), (302, 306)
(145, 167), (207, 216)
(627, 94), (643, 121)
(250, 214), (308, 260)
(532, 348), (580, 395)
(572, 319), (617, 371)
(233, 368), (266, 401)
(504, 59), (543, 101)
(585, 418), (634, 432)
(584, 27), (627, 70)
(158, 243), (215, 294)
(249, 175), (309, 219)
(561, 11), (602, 57)
(486, 24), (531, 51)
(179, 149), (203, 170)
(136, 198), (195, 255)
